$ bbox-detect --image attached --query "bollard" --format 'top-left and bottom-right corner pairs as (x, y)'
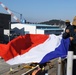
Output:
(66, 51), (73, 75)
(57, 57), (62, 75)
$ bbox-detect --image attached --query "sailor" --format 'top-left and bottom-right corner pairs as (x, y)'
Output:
(63, 16), (76, 75)
(68, 16), (76, 53)
(62, 20), (71, 38)
(70, 16), (76, 75)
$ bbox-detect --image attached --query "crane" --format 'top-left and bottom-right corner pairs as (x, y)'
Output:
(10, 9), (23, 23)
(0, 2), (20, 22)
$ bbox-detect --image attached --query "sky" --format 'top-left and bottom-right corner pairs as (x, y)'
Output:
(0, 0), (76, 23)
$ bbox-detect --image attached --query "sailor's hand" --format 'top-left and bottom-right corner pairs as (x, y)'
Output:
(32, 68), (41, 75)
(66, 29), (69, 33)
(70, 37), (74, 41)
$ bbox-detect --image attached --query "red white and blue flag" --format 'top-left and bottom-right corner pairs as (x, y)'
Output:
(0, 34), (70, 65)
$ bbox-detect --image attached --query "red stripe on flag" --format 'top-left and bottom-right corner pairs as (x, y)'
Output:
(0, 34), (49, 61)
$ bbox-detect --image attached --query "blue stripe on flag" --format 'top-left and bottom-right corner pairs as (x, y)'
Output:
(40, 38), (70, 63)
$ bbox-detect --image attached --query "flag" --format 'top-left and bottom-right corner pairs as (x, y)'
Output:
(0, 34), (70, 65)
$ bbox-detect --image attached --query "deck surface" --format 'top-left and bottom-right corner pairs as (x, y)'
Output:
(0, 58), (58, 75)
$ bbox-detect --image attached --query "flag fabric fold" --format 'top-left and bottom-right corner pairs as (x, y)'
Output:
(0, 34), (70, 65)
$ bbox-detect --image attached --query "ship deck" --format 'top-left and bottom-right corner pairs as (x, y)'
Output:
(0, 58), (58, 75)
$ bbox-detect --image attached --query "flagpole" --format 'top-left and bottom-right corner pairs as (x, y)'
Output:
(21, 65), (39, 75)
